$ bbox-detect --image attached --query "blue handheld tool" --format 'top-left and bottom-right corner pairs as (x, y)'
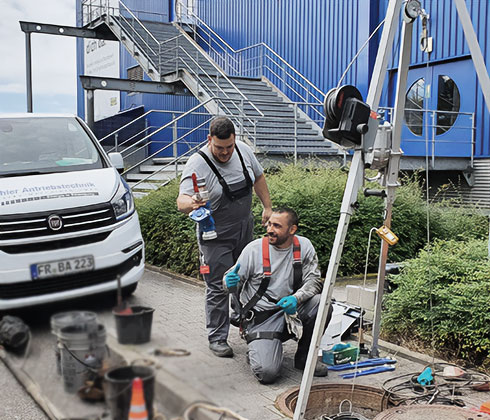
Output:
(329, 358), (396, 371)
(341, 364), (396, 379)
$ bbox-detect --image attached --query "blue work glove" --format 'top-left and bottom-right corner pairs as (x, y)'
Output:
(277, 295), (298, 315)
(225, 264), (241, 290)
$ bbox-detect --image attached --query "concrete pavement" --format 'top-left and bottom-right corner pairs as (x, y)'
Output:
(2, 267), (490, 419)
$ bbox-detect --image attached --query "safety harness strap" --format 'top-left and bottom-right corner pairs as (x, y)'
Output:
(240, 237), (271, 318)
(244, 331), (283, 344)
(198, 145), (252, 201)
(292, 235), (302, 292)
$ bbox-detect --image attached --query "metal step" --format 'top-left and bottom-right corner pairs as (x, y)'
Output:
(139, 164), (186, 173)
(126, 172), (175, 181)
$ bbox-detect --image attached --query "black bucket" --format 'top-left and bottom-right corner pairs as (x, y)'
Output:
(113, 306), (155, 344)
(104, 365), (155, 420)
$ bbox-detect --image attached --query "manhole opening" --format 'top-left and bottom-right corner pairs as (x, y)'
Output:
(275, 384), (390, 420)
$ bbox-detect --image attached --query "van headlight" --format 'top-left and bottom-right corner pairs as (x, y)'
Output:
(111, 178), (134, 220)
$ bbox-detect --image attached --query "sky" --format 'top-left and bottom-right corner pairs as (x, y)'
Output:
(0, 0), (78, 114)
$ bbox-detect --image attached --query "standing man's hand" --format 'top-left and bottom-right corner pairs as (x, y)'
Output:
(177, 193), (207, 214)
(191, 194), (208, 210)
(261, 207), (273, 226)
(253, 174), (272, 226)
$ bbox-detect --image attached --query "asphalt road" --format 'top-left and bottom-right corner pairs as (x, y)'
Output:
(0, 360), (49, 420)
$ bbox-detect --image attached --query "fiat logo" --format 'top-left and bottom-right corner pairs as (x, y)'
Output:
(47, 215), (63, 231)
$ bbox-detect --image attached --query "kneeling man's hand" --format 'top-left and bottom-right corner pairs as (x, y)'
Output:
(225, 264), (241, 289)
(277, 295), (297, 315)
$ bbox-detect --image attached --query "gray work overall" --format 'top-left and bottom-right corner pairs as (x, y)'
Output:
(198, 149), (253, 343)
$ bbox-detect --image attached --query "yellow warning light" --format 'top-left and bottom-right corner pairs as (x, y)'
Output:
(376, 225), (399, 245)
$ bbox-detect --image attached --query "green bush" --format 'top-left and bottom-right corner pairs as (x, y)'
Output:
(382, 239), (490, 365)
(136, 179), (199, 277)
(136, 164), (487, 278)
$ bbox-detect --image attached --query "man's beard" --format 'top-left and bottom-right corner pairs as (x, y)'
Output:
(268, 232), (288, 246)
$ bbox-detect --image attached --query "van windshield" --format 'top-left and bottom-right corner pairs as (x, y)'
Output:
(0, 117), (106, 177)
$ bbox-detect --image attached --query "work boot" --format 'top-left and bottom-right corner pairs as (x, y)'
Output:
(209, 340), (234, 358)
(294, 352), (329, 377)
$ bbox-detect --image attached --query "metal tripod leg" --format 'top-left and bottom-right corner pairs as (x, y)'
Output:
(453, 0), (490, 114)
(293, 1), (404, 418)
(370, 16), (414, 358)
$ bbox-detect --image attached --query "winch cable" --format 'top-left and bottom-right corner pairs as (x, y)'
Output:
(344, 227), (378, 410)
(422, 15), (436, 370)
(337, 19), (386, 89)
(336, 19), (386, 89)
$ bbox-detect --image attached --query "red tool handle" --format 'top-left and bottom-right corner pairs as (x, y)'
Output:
(191, 173), (199, 193)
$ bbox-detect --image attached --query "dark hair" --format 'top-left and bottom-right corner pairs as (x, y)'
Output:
(272, 206), (299, 227)
(209, 117), (235, 139)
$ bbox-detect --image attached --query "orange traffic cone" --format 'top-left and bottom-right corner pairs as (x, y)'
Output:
(128, 377), (148, 420)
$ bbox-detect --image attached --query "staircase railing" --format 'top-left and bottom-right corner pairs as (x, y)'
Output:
(174, 0), (325, 125)
(378, 106), (475, 168)
(82, 0), (264, 145)
(100, 96), (332, 192)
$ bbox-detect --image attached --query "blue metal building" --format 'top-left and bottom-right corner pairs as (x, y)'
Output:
(76, 0), (490, 200)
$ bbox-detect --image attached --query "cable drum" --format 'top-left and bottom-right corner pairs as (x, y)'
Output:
(322, 85), (370, 148)
(323, 86), (363, 128)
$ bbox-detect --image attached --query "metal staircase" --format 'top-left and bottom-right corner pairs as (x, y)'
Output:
(81, 1), (343, 194)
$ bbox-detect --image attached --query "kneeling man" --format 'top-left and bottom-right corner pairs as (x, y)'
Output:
(224, 207), (331, 384)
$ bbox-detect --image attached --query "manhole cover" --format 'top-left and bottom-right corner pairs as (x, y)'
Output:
(275, 383), (390, 419)
(373, 405), (490, 420)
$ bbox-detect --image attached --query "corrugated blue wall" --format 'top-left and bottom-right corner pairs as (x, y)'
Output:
(122, 91), (204, 157)
(77, 0), (490, 158)
(122, 0), (171, 22)
(385, 0), (490, 157)
(195, 0), (375, 99)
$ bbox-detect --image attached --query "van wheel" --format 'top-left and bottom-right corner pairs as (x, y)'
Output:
(122, 283), (138, 298)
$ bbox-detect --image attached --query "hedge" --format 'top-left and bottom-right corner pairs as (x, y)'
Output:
(136, 164), (487, 278)
(382, 238), (490, 367)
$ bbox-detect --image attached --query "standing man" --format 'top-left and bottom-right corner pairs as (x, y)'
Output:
(223, 207), (331, 384)
(177, 116), (272, 358)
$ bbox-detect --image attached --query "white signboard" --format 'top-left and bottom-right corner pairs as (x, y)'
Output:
(84, 38), (120, 122)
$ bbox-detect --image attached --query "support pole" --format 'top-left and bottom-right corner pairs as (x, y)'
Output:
(370, 17), (413, 357)
(25, 32), (33, 113)
(86, 89), (95, 131)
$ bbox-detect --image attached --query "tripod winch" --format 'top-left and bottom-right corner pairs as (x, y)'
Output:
(322, 85), (371, 149)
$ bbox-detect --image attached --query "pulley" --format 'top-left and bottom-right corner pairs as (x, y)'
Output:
(322, 85), (371, 149)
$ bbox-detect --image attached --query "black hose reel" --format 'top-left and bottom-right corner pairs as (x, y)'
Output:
(322, 85), (372, 149)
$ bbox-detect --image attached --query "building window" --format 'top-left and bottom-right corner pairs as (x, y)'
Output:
(405, 78), (425, 136)
(436, 75), (460, 135)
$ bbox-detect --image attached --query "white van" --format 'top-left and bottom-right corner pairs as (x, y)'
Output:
(0, 114), (144, 310)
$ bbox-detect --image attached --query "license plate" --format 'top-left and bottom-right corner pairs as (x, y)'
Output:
(30, 255), (95, 280)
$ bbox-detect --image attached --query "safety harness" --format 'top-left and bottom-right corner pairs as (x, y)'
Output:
(198, 145), (253, 201)
(239, 236), (302, 343)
